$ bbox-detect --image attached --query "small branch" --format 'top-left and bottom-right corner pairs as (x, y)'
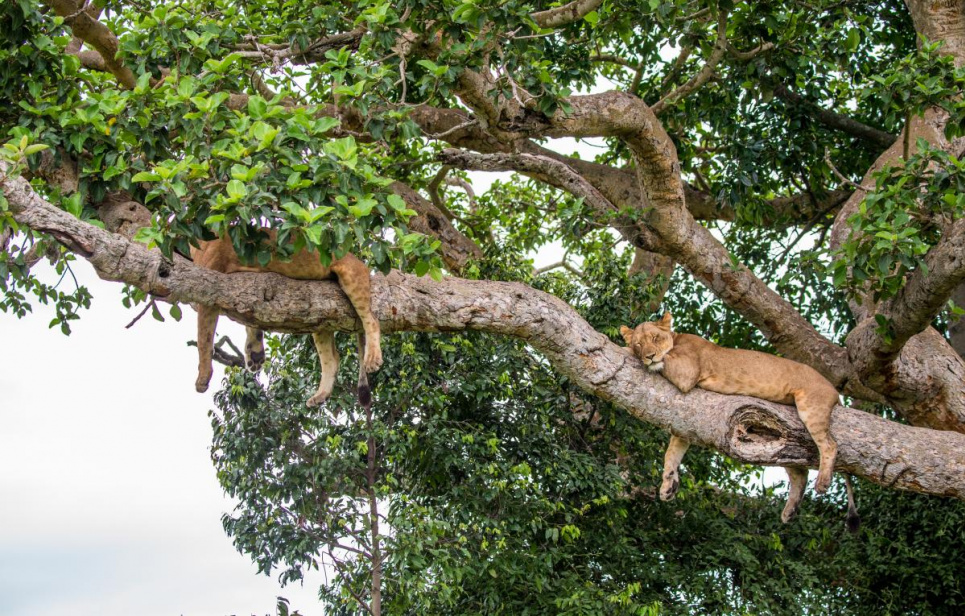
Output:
(186, 335), (246, 368)
(43, 0), (137, 89)
(125, 298), (158, 329)
(444, 176), (477, 211)
(231, 29), (366, 65)
(824, 148), (868, 192)
(533, 259), (584, 279)
(652, 11), (728, 115)
(424, 119), (479, 140)
(659, 45), (693, 90)
(775, 83), (897, 149)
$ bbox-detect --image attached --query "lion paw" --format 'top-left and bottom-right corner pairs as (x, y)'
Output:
(814, 473), (831, 495)
(781, 501), (801, 524)
(195, 373), (211, 393)
(659, 475), (679, 501)
(306, 389), (332, 407)
(363, 344), (383, 374)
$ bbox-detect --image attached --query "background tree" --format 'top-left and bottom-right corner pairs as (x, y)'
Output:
(3, 0), (965, 614)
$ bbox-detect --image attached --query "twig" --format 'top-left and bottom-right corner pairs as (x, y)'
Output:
(125, 298), (157, 329)
(652, 10), (729, 115)
(186, 335), (247, 368)
(824, 148), (868, 192)
(425, 118), (478, 140)
(727, 41), (775, 61)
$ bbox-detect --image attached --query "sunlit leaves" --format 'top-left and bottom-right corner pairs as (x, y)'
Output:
(833, 141), (965, 303)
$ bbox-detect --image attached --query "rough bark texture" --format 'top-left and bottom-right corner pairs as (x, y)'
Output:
(6, 165), (965, 501)
(43, 0), (137, 90)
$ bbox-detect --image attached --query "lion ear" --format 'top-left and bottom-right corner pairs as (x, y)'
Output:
(656, 312), (673, 331)
(619, 325), (634, 345)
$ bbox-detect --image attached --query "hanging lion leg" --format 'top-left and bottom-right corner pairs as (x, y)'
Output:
(781, 466), (809, 523)
(330, 255), (382, 374)
(659, 435), (691, 501)
(307, 330), (340, 407)
(195, 304), (220, 393)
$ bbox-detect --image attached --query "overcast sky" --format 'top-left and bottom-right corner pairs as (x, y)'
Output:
(0, 259), (332, 616)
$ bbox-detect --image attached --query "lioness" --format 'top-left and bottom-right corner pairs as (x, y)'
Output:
(191, 236), (382, 407)
(621, 313), (857, 525)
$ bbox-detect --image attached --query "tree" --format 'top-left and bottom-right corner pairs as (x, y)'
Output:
(3, 0), (965, 613)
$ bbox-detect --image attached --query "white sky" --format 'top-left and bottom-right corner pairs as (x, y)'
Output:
(0, 261), (326, 616)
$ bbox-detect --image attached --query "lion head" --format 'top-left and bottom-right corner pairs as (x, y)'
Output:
(620, 312), (675, 371)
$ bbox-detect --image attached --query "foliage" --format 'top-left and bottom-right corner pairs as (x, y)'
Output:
(833, 141), (965, 304)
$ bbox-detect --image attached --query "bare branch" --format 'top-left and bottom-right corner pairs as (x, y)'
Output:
(232, 29), (366, 65)
(43, 0), (137, 89)
(726, 41), (775, 61)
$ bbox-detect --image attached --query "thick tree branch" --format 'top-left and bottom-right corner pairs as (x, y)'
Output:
(846, 217), (965, 380)
(828, 100), (965, 432)
(6, 172), (965, 500)
(448, 90), (852, 389)
(388, 182), (482, 273)
(43, 0), (136, 89)
(438, 149), (662, 252)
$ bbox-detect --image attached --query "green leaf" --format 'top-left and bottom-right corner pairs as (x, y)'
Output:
(23, 144), (49, 156)
(348, 197), (376, 218)
(131, 171), (162, 182)
(386, 194), (407, 213)
(324, 137), (357, 161)
(845, 28), (861, 52)
(226, 179), (248, 201)
(248, 96), (268, 119)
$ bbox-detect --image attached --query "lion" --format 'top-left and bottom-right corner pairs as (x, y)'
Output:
(621, 312), (858, 527)
(191, 236), (382, 407)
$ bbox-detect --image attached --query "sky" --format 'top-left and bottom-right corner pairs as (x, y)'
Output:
(0, 260), (328, 616)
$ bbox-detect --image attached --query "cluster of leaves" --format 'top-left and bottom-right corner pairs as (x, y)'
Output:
(833, 141), (965, 304)
(865, 39), (965, 141)
(0, 136), (92, 333)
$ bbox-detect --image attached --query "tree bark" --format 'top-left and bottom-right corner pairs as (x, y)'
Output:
(6, 167), (965, 500)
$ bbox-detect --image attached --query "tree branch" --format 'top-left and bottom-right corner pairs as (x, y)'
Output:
(6, 172), (965, 500)
(532, 0), (604, 29)
(652, 10), (729, 116)
(441, 94), (853, 388)
(43, 0), (137, 89)
(847, 218), (965, 377)
(773, 82), (897, 150)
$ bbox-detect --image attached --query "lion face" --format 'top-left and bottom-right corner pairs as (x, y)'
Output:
(620, 312), (675, 371)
